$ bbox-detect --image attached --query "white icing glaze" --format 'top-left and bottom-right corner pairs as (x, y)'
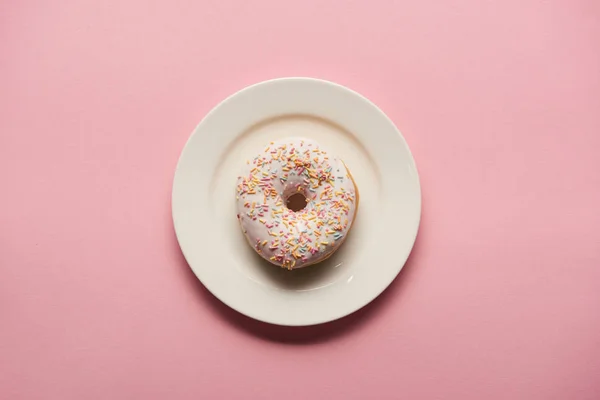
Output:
(236, 138), (358, 270)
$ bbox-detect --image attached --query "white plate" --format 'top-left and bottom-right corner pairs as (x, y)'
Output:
(172, 78), (421, 326)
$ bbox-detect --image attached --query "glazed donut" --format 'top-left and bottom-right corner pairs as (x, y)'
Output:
(236, 138), (359, 270)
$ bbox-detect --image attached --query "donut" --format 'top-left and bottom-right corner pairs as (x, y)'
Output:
(236, 138), (359, 270)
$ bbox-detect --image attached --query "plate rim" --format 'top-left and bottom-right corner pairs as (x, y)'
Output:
(172, 77), (421, 326)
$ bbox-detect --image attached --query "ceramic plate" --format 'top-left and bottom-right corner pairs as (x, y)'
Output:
(172, 78), (420, 326)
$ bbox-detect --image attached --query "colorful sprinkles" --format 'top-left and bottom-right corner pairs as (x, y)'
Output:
(236, 138), (357, 270)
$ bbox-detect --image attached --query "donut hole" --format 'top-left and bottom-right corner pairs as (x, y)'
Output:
(286, 193), (308, 212)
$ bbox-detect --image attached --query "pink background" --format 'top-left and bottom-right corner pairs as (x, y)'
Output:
(2, 1), (600, 399)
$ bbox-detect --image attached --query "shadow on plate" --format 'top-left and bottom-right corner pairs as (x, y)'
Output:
(170, 213), (423, 345)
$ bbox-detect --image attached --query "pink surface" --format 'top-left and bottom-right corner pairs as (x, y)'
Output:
(1, 0), (600, 399)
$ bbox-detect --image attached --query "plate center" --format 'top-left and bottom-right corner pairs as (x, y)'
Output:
(209, 114), (382, 291)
